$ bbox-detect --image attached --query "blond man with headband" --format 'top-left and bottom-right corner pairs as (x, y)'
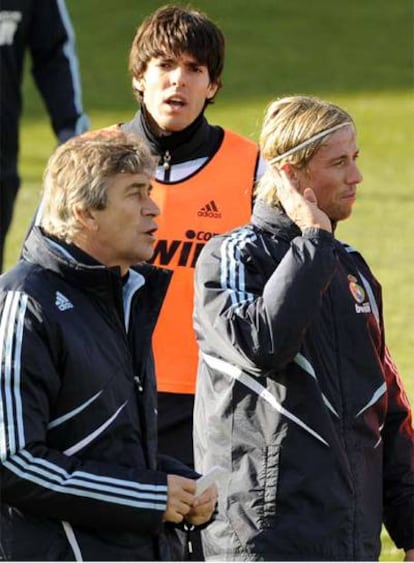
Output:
(193, 95), (414, 561)
(0, 130), (217, 561)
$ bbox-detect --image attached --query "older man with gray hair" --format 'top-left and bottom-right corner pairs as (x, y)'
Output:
(0, 129), (217, 561)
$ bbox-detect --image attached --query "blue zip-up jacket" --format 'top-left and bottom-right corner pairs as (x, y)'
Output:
(193, 200), (414, 561)
(0, 227), (195, 561)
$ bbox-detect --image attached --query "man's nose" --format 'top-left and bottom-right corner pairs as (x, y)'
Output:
(348, 161), (363, 184)
(146, 198), (160, 217)
(170, 66), (186, 86)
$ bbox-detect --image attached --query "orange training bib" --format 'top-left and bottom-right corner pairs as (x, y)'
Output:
(150, 130), (259, 394)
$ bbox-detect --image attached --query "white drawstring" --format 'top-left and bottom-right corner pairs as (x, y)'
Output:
(62, 520), (83, 561)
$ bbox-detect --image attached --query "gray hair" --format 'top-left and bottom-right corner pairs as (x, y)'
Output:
(41, 129), (157, 242)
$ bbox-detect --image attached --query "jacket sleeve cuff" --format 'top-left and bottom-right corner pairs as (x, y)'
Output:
(301, 227), (335, 243)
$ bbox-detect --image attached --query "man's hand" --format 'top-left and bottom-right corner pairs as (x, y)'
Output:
(163, 475), (196, 524)
(275, 167), (332, 233)
(185, 484), (218, 527)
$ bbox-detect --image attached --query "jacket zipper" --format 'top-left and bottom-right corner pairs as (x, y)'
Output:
(160, 150), (172, 181)
(134, 375), (144, 392)
(161, 149), (171, 170)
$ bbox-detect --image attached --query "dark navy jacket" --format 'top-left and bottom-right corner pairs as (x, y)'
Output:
(193, 200), (414, 561)
(0, 228), (194, 561)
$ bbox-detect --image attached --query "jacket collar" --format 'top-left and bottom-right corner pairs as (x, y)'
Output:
(251, 199), (302, 241)
(121, 108), (213, 164)
(22, 227), (171, 309)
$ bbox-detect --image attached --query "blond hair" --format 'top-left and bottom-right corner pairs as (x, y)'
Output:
(41, 129), (156, 242)
(256, 95), (354, 206)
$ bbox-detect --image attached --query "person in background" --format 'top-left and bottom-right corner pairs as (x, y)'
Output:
(0, 130), (217, 561)
(120, 5), (266, 558)
(0, 0), (89, 272)
(193, 95), (414, 561)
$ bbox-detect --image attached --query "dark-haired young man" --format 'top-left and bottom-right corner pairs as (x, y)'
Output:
(120, 7), (265, 557)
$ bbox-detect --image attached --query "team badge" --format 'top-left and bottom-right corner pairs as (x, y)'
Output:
(348, 275), (365, 304)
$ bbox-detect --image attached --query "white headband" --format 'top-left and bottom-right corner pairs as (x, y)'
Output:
(269, 121), (353, 165)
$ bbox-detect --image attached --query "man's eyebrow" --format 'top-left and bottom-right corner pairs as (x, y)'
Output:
(156, 55), (175, 63)
(327, 154), (347, 162)
(327, 149), (360, 163)
(125, 181), (149, 192)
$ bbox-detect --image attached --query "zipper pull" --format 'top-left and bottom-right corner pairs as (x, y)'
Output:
(162, 150), (171, 170)
(134, 375), (143, 392)
(184, 522), (195, 558)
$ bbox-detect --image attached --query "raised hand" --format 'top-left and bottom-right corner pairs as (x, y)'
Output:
(275, 167), (332, 233)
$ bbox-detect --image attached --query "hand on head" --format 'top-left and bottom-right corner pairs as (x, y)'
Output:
(275, 166), (332, 233)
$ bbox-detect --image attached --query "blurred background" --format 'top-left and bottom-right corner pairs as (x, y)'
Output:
(4, 1), (413, 558)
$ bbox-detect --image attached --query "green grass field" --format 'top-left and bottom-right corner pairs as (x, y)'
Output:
(4, 1), (413, 559)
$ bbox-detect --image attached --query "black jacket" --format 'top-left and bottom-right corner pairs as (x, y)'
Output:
(121, 109), (262, 470)
(193, 200), (414, 561)
(121, 109), (223, 182)
(0, 228), (195, 561)
(0, 0), (88, 185)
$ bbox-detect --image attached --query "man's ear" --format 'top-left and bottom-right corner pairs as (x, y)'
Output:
(280, 163), (303, 192)
(280, 163), (295, 181)
(132, 76), (144, 92)
(206, 81), (219, 101)
(73, 205), (98, 232)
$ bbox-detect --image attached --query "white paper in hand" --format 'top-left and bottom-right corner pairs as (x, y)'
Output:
(195, 465), (226, 496)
